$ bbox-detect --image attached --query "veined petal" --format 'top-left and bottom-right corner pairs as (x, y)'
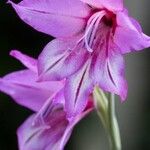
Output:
(9, 0), (90, 38)
(80, 0), (123, 11)
(17, 101), (93, 150)
(114, 11), (150, 53)
(93, 44), (128, 101)
(38, 38), (89, 81)
(10, 50), (37, 72)
(64, 61), (94, 117)
(0, 70), (64, 112)
(17, 111), (68, 150)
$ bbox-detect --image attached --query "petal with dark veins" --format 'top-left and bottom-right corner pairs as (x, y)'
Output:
(64, 61), (94, 117)
(17, 99), (93, 150)
(38, 37), (89, 81)
(93, 43), (128, 101)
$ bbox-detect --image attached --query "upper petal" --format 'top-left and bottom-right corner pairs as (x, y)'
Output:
(38, 37), (89, 81)
(80, 0), (123, 11)
(0, 70), (64, 112)
(9, 0), (90, 38)
(114, 11), (150, 54)
(93, 43), (128, 101)
(64, 60), (94, 117)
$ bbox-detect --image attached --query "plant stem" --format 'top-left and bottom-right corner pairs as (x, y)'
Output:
(108, 93), (121, 150)
(93, 87), (122, 150)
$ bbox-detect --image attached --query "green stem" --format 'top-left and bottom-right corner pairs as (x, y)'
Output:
(108, 93), (121, 150)
(93, 87), (122, 150)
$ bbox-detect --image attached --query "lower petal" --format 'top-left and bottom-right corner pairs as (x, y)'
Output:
(17, 112), (69, 150)
(17, 101), (93, 150)
(93, 44), (128, 101)
(64, 60), (94, 117)
(38, 37), (89, 81)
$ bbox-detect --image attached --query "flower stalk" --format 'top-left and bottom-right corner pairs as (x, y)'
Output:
(93, 87), (121, 150)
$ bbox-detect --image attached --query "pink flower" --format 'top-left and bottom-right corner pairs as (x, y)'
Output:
(9, 0), (150, 117)
(0, 50), (93, 150)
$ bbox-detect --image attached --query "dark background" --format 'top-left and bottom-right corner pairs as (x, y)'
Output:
(0, 0), (150, 149)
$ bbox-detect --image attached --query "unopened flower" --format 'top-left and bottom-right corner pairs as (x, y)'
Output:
(0, 50), (93, 150)
(9, 0), (150, 117)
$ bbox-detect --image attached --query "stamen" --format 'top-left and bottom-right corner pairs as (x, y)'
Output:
(77, 11), (106, 53)
(88, 12), (106, 48)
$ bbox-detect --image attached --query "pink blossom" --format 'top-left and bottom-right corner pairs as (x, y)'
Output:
(0, 50), (93, 150)
(9, 0), (150, 117)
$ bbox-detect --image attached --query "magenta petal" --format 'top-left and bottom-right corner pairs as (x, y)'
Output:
(114, 12), (150, 54)
(17, 111), (68, 150)
(80, 0), (123, 11)
(17, 103), (93, 150)
(64, 61), (94, 117)
(38, 38), (89, 81)
(130, 17), (142, 33)
(10, 50), (37, 72)
(0, 70), (64, 111)
(9, 0), (90, 37)
(93, 44), (128, 101)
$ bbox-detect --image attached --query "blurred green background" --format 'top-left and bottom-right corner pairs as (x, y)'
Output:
(0, 0), (150, 149)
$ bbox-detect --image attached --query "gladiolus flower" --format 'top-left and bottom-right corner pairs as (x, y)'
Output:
(0, 50), (93, 150)
(9, 0), (150, 117)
